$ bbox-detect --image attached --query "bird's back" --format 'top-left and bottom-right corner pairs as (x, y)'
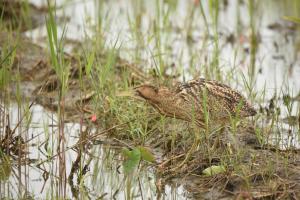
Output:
(174, 78), (256, 125)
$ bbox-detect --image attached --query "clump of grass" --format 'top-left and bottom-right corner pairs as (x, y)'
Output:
(46, 1), (70, 197)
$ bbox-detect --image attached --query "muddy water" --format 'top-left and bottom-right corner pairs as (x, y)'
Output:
(2, 0), (300, 199)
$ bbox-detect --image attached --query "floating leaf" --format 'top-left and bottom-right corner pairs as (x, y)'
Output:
(138, 146), (155, 162)
(122, 148), (141, 174)
(203, 165), (226, 176)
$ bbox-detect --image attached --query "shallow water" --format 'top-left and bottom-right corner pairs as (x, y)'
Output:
(2, 0), (300, 199)
(3, 104), (188, 199)
(27, 0), (300, 109)
(30, 0), (300, 141)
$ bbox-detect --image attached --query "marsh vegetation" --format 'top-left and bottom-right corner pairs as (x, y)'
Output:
(0, 0), (300, 199)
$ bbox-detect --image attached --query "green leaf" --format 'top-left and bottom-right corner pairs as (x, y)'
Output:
(122, 148), (141, 174)
(122, 148), (132, 158)
(86, 51), (95, 76)
(202, 165), (226, 176)
(0, 153), (12, 181)
(0, 68), (9, 89)
(283, 16), (300, 24)
(138, 146), (155, 162)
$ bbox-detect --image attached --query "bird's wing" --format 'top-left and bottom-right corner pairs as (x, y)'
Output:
(203, 79), (254, 118)
(176, 78), (248, 118)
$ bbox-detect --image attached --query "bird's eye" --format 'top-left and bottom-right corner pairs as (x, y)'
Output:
(135, 90), (142, 97)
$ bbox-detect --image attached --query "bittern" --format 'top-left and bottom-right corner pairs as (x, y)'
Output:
(134, 78), (256, 168)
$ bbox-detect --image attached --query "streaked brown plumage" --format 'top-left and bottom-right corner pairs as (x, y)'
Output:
(135, 78), (256, 128)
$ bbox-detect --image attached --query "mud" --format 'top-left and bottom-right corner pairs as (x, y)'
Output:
(0, 0), (47, 31)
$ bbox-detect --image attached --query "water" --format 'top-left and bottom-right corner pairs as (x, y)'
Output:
(27, 0), (300, 97)
(3, 104), (189, 199)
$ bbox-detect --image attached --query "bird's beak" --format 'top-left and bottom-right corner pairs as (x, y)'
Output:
(116, 89), (144, 100)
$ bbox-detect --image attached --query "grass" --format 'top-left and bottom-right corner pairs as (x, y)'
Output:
(46, 1), (70, 197)
(0, 0), (300, 199)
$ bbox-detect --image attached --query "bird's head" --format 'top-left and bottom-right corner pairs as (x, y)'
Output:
(134, 85), (158, 101)
(134, 84), (172, 103)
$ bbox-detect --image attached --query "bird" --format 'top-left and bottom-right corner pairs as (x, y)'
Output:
(134, 78), (256, 169)
(135, 78), (256, 127)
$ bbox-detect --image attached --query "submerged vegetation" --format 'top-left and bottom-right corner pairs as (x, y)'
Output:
(1, 0), (300, 199)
